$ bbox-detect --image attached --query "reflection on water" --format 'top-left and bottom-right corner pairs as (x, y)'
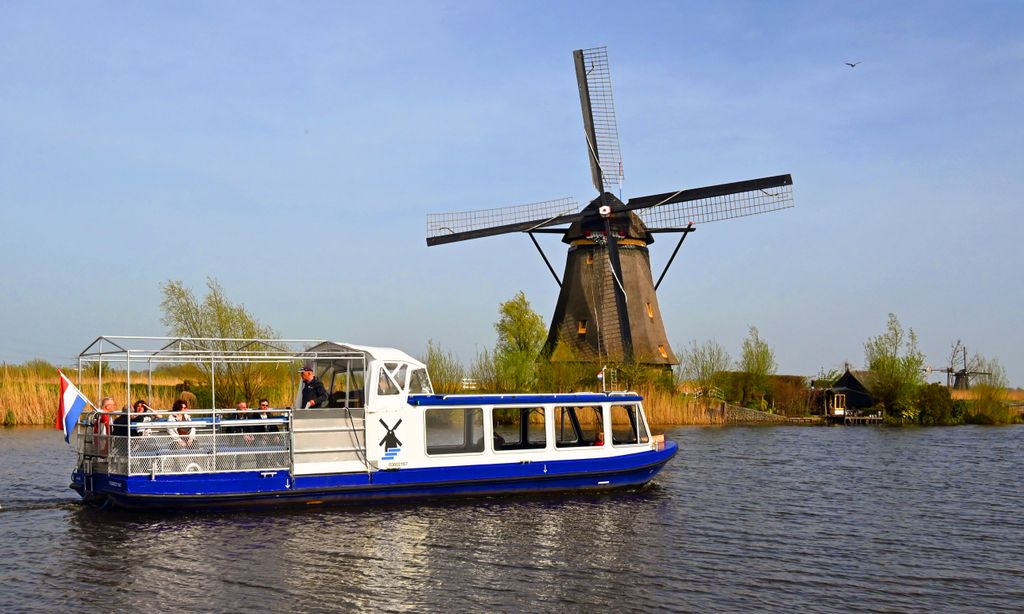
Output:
(2, 425), (1022, 612)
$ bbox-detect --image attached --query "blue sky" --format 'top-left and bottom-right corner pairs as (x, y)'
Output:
(1, 1), (1022, 384)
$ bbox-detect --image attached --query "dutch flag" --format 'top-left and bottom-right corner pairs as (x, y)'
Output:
(56, 371), (91, 444)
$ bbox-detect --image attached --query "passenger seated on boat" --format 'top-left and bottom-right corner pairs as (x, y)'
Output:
(135, 400), (158, 436)
(91, 397), (118, 455)
(493, 432), (506, 451)
(167, 399), (195, 448)
(224, 401), (258, 444)
(593, 431), (605, 447)
(256, 399), (283, 443)
(111, 399), (154, 437)
(256, 399), (280, 430)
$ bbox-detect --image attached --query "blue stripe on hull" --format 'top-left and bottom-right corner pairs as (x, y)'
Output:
(76, 442), (677, 511)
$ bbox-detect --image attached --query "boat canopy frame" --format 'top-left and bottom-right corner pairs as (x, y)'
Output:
(76, 335), (371, 410)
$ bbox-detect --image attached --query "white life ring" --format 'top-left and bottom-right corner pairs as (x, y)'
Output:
(184, 462), (203, 473)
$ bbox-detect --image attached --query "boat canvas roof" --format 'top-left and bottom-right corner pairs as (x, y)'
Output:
(306, 341), (425, 369)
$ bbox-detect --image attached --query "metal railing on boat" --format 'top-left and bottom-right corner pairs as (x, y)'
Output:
(76, 409), (294, 476)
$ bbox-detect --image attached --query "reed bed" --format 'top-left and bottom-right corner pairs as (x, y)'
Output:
(0, 366), (183, 426)
(637, 386), (725, 427)
(3, 362), (726, 427)
(0, 365), (301, 426)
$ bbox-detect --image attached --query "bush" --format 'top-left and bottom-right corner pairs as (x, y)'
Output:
(916, 383), (958, 426)
(964, 411), (997, 425)
(952, 400), (967, 423)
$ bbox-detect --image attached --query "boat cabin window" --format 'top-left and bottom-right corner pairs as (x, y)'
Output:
(554, 406), (604, 448)
(425, 407), (484, 455)
(323, 359), (366, 408)
(492, 407), (546, 451)
(610, 404), (649, 445)
(408, 368), (432, 394)
(393, 364), (408, 389)
(378, 364), (401, 395)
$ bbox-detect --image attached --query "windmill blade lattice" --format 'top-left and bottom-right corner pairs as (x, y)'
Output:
(635, 178), (794, 229)
(575, 46), (624, 192)
(427, 196), (579, 244)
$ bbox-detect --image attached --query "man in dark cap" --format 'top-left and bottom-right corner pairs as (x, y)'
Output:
(299, 365), (328, 409)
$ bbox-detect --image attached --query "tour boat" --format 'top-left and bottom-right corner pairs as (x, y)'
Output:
(68, 337), (677, 511)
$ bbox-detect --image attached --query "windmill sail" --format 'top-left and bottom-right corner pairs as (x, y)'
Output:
(426, 197), (579, 246)
(574, 47), (623, 194)
(629, 174), (794, 229)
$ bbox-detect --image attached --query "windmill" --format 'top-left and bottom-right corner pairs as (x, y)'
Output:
(426, 47), (795, 366)
(927, 340), (991, 389)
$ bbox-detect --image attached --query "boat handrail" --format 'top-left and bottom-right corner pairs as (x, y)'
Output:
(75, 408), (294, 477)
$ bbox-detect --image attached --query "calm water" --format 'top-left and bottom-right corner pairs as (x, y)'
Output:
(1, 425), (1021, 613)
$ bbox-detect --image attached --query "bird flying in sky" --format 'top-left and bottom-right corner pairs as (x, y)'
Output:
(845, 61), (861, 68)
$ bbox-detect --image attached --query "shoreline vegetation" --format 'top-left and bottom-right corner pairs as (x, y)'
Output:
(3, 360), (1020, 427)
(5, 281), (1019, 427)
(0, 361), (723, 427)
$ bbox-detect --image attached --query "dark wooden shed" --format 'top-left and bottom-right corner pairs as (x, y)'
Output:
(824, 368), (877, 416)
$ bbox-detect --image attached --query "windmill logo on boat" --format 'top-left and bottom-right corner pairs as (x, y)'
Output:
(426, 47), (795, 366)
(379, 418), (402, 460)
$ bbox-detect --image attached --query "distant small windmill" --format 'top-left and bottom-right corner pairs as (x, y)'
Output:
(925, 340), (991, 389)
(426, 47), (795, 366)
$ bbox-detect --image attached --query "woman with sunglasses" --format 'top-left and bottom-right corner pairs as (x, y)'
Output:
(167, 398), (195, 448)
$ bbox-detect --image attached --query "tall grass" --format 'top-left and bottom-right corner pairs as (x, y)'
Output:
(0, 363), (301, 426)
(3, 357), (727, 427)
(638, 385), (726, 426)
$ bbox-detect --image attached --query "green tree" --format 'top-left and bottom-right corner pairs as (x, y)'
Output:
(863, 313), (925, 422)
(422, 340), (465, 394)
(737, 326), (777, 409)
(492, 291), (547, 392)
(968, 356), (1011, 424)
(469, 347), (499, 392)
(160, 277), (278, 404)
(677, 339), (731, 405)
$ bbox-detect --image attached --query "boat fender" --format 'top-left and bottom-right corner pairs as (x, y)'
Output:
(185, 462), (203, 473)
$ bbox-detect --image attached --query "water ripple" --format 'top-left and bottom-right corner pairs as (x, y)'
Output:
(1, 425), (1022, 612)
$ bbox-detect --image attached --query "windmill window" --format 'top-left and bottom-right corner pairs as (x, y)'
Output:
(646, 303), (654, 319)
(577, 320), (588, 335)
(658, 345), (668, 359)
(586, 252), (594, 265)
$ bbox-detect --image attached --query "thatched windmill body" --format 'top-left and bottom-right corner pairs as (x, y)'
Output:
(426, 47), (795, 366)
